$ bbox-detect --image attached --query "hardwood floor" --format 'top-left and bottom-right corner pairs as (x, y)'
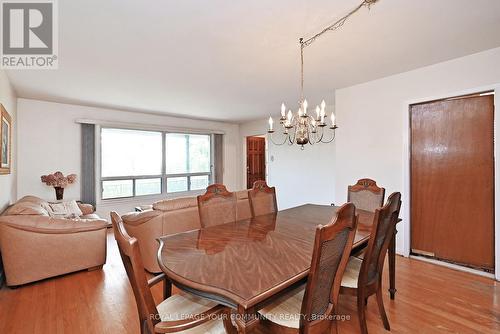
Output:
(0, 230), (498, 334)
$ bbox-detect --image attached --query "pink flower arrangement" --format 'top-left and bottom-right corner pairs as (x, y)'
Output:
(41, 171), (77, 188)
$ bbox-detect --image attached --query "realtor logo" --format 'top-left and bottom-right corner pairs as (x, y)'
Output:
(1, 0), (58, 69)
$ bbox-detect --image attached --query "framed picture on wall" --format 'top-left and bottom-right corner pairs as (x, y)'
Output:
(0, 104), (12, 175)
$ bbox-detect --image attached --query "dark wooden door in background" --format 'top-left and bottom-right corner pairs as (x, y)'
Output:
(411, 94), (494, 270)
(246, 136), (266, 189)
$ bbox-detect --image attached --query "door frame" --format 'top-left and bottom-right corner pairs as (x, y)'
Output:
(402, 84), (500, 281)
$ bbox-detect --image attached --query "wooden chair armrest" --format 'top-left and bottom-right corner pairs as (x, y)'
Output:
(148, 273), (172, 300)
(154, 305), (225, 333)
(148, 273), (167, 287)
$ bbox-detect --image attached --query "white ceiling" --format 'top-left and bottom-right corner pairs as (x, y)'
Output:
(6, 0), (500, 122)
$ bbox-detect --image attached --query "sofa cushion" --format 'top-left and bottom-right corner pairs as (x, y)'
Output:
(235, 190), (252, 220)
(0, 215), (107, 234)
(122, 210), (162, 226)
(237, 198), (252, 221)
(235, 190), (249, 199)
(153, 197), (198, 211)
(17, 195), (46, 205)
(4, 201), (49, 216)
(162, 206), (201, 234)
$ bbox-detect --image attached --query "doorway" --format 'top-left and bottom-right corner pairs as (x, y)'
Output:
(410, 92), (495, 272)
(246, 136), (266, 189)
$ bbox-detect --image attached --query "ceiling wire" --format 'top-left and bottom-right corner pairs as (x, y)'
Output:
(301, 0), (379, 48)
(299, 0), (379, 102)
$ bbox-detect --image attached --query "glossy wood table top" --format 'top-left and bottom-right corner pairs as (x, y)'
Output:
(157, 204), (374, 309)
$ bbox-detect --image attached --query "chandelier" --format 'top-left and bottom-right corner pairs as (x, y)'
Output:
(267, 0), (379, 149)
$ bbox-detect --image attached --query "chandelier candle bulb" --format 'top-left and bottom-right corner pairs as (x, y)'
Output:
(303, 99), (308, 115)
(331, 113), (336, 127)
(268, 117), (274, 132)
(316, 106), (320, 120)
(281, 103), (286, 119)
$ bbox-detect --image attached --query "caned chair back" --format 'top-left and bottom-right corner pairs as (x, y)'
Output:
(359, 192), (401, 286)
(347, 178), (385, 212)
(111, 212), (159, 334)
(299, 203), (358, 332)
(197, 184), (237, 228)
(248, 180), (277, 217)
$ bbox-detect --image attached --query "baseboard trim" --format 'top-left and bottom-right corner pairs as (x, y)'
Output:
(410, 255), (495, 279)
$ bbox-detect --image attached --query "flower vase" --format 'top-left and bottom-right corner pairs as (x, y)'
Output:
(54, 187), (64, 201)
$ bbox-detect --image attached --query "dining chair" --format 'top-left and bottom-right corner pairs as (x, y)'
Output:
(258, 203), (359, 334)
(340, 192), (402, 334)
(347, 178), (385, 212)
(110, 212), (232, 334)
(248, 180), (278, 217)
(197, 184), (237, 228)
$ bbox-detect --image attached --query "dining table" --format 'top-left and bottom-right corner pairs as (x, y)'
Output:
(157, 204), (400, 333)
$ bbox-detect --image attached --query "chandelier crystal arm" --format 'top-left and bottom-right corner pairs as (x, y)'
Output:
(320, 130), (337, 144)
(267, 132), (289, 146)
(288, 131), (295, 145)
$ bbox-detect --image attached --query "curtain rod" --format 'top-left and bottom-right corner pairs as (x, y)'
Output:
(75, 119), (226, 135)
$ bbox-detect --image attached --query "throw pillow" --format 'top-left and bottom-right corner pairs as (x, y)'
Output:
(48, 200), (83, 217)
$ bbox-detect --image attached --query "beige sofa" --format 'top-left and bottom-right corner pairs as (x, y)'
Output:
(0, 196), (108, 286)
(122, 190), (252, 273)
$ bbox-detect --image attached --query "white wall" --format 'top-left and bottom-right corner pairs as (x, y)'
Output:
(17, 99), (242, 217)
(240, 47), (500, 261)
(336, 47), (500, 259)
(0, 71), (17, 212)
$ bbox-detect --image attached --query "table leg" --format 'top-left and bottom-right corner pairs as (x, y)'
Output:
(388, 229), (397, 299)
(222, 309), (238, 334)
(234, 306), (260, 334)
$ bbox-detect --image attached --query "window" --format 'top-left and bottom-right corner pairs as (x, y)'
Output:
(100, 128), (212, 199)
(165, 134), (211, 193)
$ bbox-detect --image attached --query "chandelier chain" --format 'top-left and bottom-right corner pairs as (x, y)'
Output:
(300, 40), (304, 103)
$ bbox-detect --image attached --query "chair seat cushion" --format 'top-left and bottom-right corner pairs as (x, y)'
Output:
(156, 292), (226, 333)
(341, 256), (362, 288)
(258, 284), (306, 329)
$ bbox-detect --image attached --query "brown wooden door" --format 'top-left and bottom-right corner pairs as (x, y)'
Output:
(246, 136), (266, 189)
(411, 94), (494, 270)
